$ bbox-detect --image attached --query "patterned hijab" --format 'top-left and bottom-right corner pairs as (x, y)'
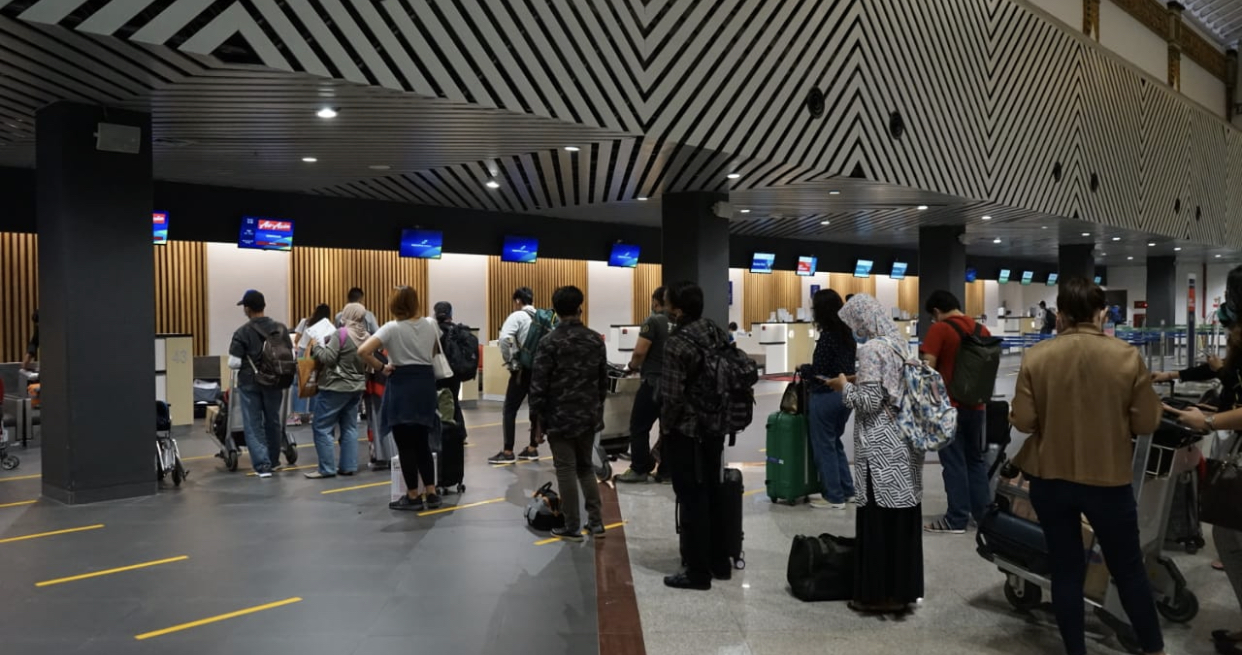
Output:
(839, 294), (906, 404)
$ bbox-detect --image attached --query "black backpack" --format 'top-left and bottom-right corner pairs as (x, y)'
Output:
(442, 323), (480, 382)
(944, 319), (1003, 406)
(675, 327), (759, 440)
(248, 322), (297, 388)
(524, 482), (565, 532)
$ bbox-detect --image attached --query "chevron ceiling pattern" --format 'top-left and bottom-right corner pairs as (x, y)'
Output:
(1183, 0), (1242, 45)
(1, 0), (1240, 260)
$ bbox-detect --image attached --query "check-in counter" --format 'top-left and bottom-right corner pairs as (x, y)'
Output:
(608, 325), (642, 365)
(755, 323), (792, 374)
(156, 334), (194, 426)
(482, 343), (509, 401)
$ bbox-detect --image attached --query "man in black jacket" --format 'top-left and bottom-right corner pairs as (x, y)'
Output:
(529, 286), (608, 542)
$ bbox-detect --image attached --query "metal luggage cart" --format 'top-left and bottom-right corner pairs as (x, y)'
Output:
(208, 371), (299, 471)
(980, 423), (1203, 653)
(598, 368), (641, 461)
(155, 400), (187, 486)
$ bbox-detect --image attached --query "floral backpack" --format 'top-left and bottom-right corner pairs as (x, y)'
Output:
(882, 342), (958, 452)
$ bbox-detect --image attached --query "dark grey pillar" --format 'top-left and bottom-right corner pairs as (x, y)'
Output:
(1059, 244), (1095, 281)
(1146, 256), (1177, 329)
(918, 226), (966, 337)
(662, 192), (730, 326)
(37, 102), (155, 504)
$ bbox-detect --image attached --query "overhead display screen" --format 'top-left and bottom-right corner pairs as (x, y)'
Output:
(399, 229), (443, 259)
(795, 256), (817, 277)
(750, 252), (775, 274)
(239, 216), (294, 251)
(608, 243), (640, 268)
(153, 212), (168, 245)
(1020, 270), (1034, 285)
(965, 266), (978, 283)
(1046, 273), (1059, 286)
(502, 235), (539, 263)
(890, 262), (908, 280)
(998, 269), (1011, 284)
(854, 259), (873, 278)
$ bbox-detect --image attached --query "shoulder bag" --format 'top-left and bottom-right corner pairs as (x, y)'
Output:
(1200, 435), (1242, 532)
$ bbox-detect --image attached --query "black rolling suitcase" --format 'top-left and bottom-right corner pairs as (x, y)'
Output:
(677, 466), (747, 571)
(976, 506), (1051, 575)
(436, 423), (466, 495)
(985, 400), (1012, 447)
(1164, 470), (1205, 553)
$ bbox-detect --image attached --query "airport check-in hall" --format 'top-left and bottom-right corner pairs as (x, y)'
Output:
(2, 1), (1242, 654)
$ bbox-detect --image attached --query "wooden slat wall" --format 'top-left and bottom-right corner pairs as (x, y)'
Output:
(966, 281), (986, 318)
(897, 276), (920, 316)
(0, 234), (38, 363)
(633, 263), (663, 324)
(486, 256), (589, 339)
(153, 241), (209, 355)
(291, 247), (429, 328)
(825, 273), (877, 299)
(743, 271), (802, 330)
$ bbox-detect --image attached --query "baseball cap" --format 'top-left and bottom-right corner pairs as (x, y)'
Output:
(434, 301), (453, 322)
(237, 290), (266, 311)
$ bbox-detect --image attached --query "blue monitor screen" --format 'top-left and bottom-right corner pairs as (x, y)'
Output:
(399, 229), (443, 259)
(965, 266), (978, 283)
(796, 256), (817, 276)
(608, 243), (641, 268)
(890, 261), (908, 279)
(153, 211), (168, 245)
(750, 252), (775, 274)
(998, 268), (1011, 284)
(239, 216), (294, 251)
(1046, 273), (1059, 286)
(1094, 275), (1103, 285)
(854, 259), (873, 278)
(502, 235), (539, 263)
(1020, 271), (1034, 285)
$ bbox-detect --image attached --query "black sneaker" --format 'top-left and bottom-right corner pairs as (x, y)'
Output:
(664, 571), (711, 591)
(587, 522), (607, 539)
(518, 447), (540, 461)
(424, 493), (443, 510)
(551, 525), (585, 542)
(389, 495), (425, 512)
(488, 450), (517, 465)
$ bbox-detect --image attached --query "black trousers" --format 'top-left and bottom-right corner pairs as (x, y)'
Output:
(502, 369), (538, 452)
(667, 433), (728, 582)
(628, 381), (661, 474)
(392, 423), (435, 491)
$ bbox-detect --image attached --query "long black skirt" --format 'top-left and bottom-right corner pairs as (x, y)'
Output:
(854, 480), (924, 604)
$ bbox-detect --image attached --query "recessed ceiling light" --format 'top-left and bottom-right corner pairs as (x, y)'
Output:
(1112, 237), (1121, 241)
(820, 220), (831, 226)
(637, 196), (648, 201)
(1147, 242), (1156, 247)
(1217, 254), (1223, 258)
(1041, 226), (1048, 229)
(564, 146), (580, 152)
(1081, 232), (1090, 237)
(982, 215), (992, 221)
(316, 108), (337, 119)
(917, 205), (929, 211)
(301, 157), (317, 163)
(368, 164), (390, 171)
(1174, 247), (1182, 251)
(726, 173), (741, 180)
(740, 209), (751, 213)
(485, 180), (500, 190)
(829, 190), (841, 195)
(1127, 256), (1134, 260)
(992, 238), (1002, 244)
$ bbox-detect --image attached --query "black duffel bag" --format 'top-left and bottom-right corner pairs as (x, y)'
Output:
(787, 533), (855, 602)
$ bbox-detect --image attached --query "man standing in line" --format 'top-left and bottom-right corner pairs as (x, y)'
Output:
(529, 286), (608, 542)
(488, 287), (543, 464)
(336, 287), (380, 334)
(617, 286), (670, 483)
(1039, 300), (1056, 336)
(228, 290), (292, 478)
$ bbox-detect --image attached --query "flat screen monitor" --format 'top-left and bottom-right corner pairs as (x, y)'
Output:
(1094, 275), (1103, 285)
(501, 235), (539, 263)
(153, 211), (168, 245)
(965, 266), (978, 283)
(998, 268), (1011, 284)
(1020, 270), (1034, 285)
(608, 243), (640, 268)
(399, 229), (443, 259)
(796, 256), (818, 276)
(239, 216), (294, 251)
(890, 261), (908, 280)
(750, 252), (775, 274)
(854, 259), (873, 278)
(1046, 273), (1059, 286)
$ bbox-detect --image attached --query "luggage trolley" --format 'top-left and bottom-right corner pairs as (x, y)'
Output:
(209, 371), (299, 471)
(978, 405), (1204, 653)
(155, 400), (187, 486)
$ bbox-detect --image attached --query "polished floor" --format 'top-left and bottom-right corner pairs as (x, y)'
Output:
(0, 356), (1235, 654)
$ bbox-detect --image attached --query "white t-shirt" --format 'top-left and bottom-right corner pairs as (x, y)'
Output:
(373, 318), (441, 366)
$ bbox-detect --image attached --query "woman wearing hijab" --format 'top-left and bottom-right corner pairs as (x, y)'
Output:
(826, 293), (924, 613)
(305, 302), (370, 479)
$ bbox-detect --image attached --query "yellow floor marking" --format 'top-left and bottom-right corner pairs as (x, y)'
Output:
(134, 597), (303, 640)
(0, 499), (37, 509)
(320, 481), (389, 495)
(246, 464), (317, 477)
(182, 443), (314, 463)
(0, 473), (41, 483)
(742, 489), (765, 497)
(36, 555), (189, 587)
(758, 448), (767, 453)
(417, 496), (504, 517)
(0, 524), (104, 544)
(535, 521), (626, 545)
(492, 456), (553, 468)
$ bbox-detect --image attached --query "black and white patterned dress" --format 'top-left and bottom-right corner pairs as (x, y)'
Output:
(843, 380), (923, 509)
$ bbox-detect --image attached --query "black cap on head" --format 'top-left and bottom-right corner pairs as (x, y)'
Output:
(238, 290), (266, 311)
(434, 301), (453, 322)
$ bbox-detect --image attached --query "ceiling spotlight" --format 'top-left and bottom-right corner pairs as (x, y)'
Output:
(1174, 247), (1182, 251)
(485, 180), (500, 190)
(1111, 237), (1121, 241)
(637, 197), (648, 201)
(829, 190), (841, 196)
(726, 173), (741, 180)
(917, 205), (929, 211)
(992, 238), (1002, 244)
(301, 157), (318, 163)
(1082, 232), (1090, 237)
(368, 164), (391, 171)
(1127, 256), (1134, 260)
(1217, 254), (1223, 258)
(564, 146), (580, 152)
(820, 220), (831, 226)
(740, 209), (751, 213)
(1147, 242), (1156, 247)
(1041, 226), (1048, 229)
(316, 108), (338, 119)
(982, 215), (992, 221)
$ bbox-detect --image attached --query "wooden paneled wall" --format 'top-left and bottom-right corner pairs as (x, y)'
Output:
(486, 257), (588, 339)
(153, 241), (209, 355)
(824, 274), (877, 300)
(633, 263), (663, 324)
(743, 271), (802, 330)
(291, 247), (429, 328)
(0, 234), (38, 363)
(897, 277), (920, 316)
(966, 281), (986, 318)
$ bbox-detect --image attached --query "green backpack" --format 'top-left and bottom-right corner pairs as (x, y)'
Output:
(945, 320), (1004, 406)
(516, 308), (558, 370)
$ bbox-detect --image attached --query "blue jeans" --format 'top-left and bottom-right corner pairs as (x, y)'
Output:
(1028, 477), (1164, 655)
(808, 391), (855, 503)
(312, 390), (362, 475)
(938, 407), (990, 529)
(239, 384), (284, 473)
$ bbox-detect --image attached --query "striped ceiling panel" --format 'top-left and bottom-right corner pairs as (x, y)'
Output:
(1183, 0), (1242, 45)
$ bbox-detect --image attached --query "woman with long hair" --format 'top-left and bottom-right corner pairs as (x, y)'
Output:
(305, 303), (370, 478)
(290, 303), (333, 423)
(826, 294), (923, 613)
(806, 289), (857, 509)
(358, 287), (444, 511)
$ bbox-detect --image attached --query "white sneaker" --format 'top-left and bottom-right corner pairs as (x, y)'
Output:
(257, 472), (273, 479)
(809, 498), (847, 510)
(846, 495), (858, 504)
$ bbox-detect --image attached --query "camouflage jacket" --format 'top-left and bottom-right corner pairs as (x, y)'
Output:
(529, 317), (608, 438)
(661, 317), (730, 440)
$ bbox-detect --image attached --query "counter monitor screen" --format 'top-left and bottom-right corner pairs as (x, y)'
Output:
(998, 268), (1011, 284)
(1094, 275), (1103, 285)
(502, 235), (539, 263)
(608, 243), (641, 268)
(890, 261), (908, 280)
(1046, 273), (1059, 286)
(1020, 270), (1034, 285)
(399, 229), (443, 259)
(965, 266), (978, 283)
(796, 255), (817, 276)
(854, 259), (873, 278)
(750, 252), (775, 274)
(153, 211), (168, 245)
(239, 216), (294, 251)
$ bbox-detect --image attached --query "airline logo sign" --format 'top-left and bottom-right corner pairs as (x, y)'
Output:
(258, 220), (291, 232)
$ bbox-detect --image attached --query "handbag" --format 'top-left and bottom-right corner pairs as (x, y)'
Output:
(1200, 437), (1242, 532)
(432, 334), (454, 380)
(296, 357), (319, 398)
(781, 370), (807, 414)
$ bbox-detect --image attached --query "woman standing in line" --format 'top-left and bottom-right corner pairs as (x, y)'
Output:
(305, 303), (370, 479)
(806, 289), (856, 510)
(826, 293), (923, 613)
(358, 287), (443, 511)
(290, 303), (332, 425)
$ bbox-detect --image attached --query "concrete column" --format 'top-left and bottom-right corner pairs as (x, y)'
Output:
(37, 102), (156, 504)
(918, 226), (966, 337)
(1058, 244), (1095, 281)
(1146, 256), (1177, 329)
(661, 192), (730, 326)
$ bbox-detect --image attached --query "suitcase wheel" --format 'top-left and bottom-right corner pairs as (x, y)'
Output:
(457, 484), (466, 494)
(1, 455), (18, 471)
(225, 450), (239, 472)
(734, 554), (746, 571)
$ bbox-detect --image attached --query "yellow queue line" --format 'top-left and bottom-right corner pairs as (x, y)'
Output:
(535, 521), (626, 546)
(37, 555), (188, 587)
(742, 489), (765, 498)
(182, 443), (315, 463)
(245, 465), (319, 477)
(134, 597), (303, 641)
(0, 524), (104, 544)
(321, 481), (389, 495)
(0, 499), (37, 509)
(0, 473), (41, 483)
(418, 496), (504, 517)
(492, 456), (553, 468)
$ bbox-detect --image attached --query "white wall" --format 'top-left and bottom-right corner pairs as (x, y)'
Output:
(983, 281), (1001, 323)
(1026, 0), (1082, 30)
(205, 242), (291, 356)
(1100, 0), (1173, 82)
(587, 260), (635, 335)
(874, 276), (900, 315)
(427, 253), (488, 336)
(728, 268), (745, 329)
(1182, 58), (1226, 118)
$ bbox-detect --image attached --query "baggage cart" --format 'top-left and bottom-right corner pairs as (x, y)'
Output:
(208, 371), (299, 471)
